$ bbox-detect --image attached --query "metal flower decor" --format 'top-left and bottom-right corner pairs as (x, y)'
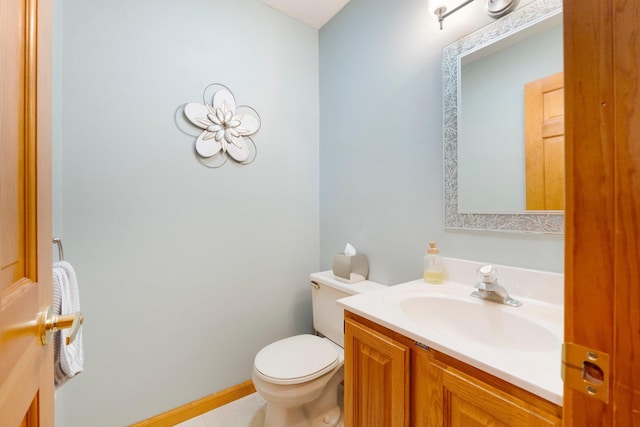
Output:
(183, 84), (261, 167)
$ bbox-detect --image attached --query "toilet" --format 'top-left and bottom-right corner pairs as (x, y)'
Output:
(252, 271), (386, 427)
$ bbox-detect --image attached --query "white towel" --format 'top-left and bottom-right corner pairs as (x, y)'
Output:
(52, 261), (84, 388)
(52, 270), (65, 387)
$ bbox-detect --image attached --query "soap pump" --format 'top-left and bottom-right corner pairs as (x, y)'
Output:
(423, 241), (444, 284)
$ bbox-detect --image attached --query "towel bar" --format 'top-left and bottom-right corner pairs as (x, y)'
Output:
(52, 237), (64, 261)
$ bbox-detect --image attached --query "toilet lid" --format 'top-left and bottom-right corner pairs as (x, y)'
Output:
(254, 334), (339, 385)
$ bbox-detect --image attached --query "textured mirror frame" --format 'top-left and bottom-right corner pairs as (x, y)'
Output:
(442, 0), (564, 234)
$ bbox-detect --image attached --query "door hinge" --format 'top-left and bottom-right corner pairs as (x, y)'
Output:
(562, 342), (610, 403)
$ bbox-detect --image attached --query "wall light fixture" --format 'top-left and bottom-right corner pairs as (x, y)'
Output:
(430, 0), (519, 29)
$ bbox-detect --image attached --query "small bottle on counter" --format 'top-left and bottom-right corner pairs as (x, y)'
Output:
(423, 241), (444, 284)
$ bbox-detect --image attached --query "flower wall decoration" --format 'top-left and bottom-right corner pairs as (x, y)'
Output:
(183, 84), (261, 168)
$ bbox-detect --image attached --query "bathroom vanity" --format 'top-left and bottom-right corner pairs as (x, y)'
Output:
(338, 259), (564, 426)
(344, 311), (561, 426)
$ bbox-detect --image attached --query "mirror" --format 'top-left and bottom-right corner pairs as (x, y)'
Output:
(443, 0), (564, 233)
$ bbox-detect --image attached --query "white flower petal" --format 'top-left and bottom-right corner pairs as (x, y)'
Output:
(202, 131), (216, 140)
(195, 132), (222, 158)
(184, 103), (211, 129)
(215, 129), (225, 141)
(224, 129), (235, 143)
(229, 128), (240, 137)
(213, 89), (236, 113)
(226, 136), (249, 162)
(228, 119), (241, 128)
(207, 124), (222, 132)
(216, 108), (225, 123)
(208, 113), (222, 125)
(196, 117), (212, 127)
(224, 111), (233, 123)
(237, 113), (260, 136)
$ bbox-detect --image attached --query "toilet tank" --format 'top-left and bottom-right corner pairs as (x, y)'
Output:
(309, 271), (387, 347)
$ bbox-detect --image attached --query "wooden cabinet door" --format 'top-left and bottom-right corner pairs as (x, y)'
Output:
(0, 0), (53, 425)
(426, 360), (560, 427)
(344, 317), (410, 427)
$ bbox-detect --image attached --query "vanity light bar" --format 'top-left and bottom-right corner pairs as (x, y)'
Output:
(431, 0), (519, 30)
(434, 0), (475, 30)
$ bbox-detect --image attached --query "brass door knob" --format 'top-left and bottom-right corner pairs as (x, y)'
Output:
(40, 306), (84, 346)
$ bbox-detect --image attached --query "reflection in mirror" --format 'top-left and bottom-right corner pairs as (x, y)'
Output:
(443, 0), (564, 233)
(459, 22), (563, 212)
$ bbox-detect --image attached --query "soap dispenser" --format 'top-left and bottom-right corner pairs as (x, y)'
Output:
(424, 241), (444, 284)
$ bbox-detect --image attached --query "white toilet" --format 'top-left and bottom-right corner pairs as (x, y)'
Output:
(252, 271), (386, 427)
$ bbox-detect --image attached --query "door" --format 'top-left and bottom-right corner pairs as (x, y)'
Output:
(0, 0), (53, 425)
(524, 71), (565, 210)
(564, 0), (640, 425)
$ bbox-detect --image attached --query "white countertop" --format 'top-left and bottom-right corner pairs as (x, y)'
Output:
(337, 278), (564, 405)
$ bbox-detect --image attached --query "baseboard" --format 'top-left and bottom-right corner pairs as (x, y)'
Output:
(130, 380), (256, 427)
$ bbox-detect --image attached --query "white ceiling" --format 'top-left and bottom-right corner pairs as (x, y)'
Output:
(259, 0), (351, 29)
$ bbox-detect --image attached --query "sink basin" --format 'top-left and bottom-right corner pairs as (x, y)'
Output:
(398, 294), (561, 352)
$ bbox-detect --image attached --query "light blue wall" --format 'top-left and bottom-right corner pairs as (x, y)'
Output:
(54, 0), (319, 425)
(319, 0), (564, 286)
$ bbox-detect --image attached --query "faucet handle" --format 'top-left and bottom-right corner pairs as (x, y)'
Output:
(477, 264), (498, 283)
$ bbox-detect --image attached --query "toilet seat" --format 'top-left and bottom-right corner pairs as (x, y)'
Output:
(254, 334), (338, 385)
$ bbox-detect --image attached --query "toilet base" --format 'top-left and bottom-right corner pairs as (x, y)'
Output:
(257, 366), (344, 427)
(263, 402), (341, 427)
(305, 369), (343, 427)
(263, 405), (308, 427)
(307, 404), (341, 427)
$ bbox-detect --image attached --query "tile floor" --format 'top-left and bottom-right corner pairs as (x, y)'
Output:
(176, 393), (267, 427)
(177, 385), (344, 427)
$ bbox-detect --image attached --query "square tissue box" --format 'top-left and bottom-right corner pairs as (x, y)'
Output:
(332, 253), (369, 283)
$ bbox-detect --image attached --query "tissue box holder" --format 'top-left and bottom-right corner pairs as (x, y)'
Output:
(332, 253), (368, 283)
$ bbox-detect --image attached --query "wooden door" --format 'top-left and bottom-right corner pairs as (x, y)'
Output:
(564, 0), (640, 425)
(0, 0), (53, 425)
(525, 71), (565, 210)
(344, 317), (410, 427)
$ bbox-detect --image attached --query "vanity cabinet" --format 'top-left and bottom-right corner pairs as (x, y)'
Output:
(344, 311), (562, 427)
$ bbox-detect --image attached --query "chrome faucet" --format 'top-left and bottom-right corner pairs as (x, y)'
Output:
(471, 265), (522, 307)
